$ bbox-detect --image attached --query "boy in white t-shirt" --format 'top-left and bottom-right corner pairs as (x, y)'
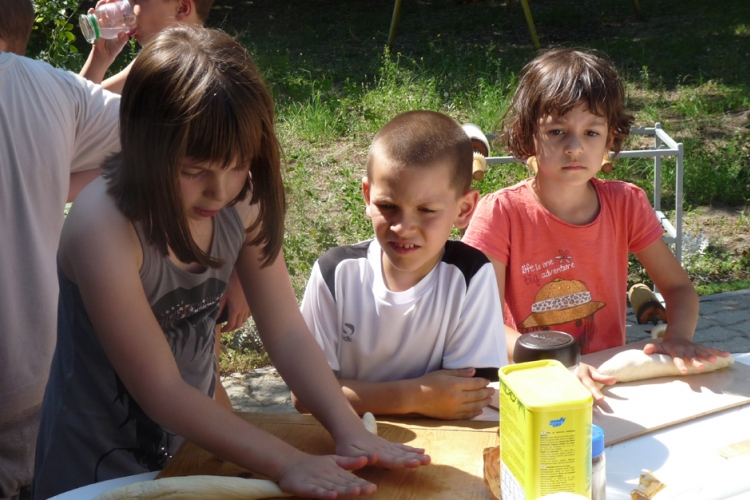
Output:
(0, 1), (120, 497)
(296, 110), (507, 420)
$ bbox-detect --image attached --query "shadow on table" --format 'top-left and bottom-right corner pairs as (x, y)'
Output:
(357, 463), (491, 500)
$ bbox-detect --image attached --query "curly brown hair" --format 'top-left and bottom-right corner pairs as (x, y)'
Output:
(500, 47), (634, 160)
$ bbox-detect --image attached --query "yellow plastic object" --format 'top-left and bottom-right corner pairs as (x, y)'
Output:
(499, 360), (593, 500)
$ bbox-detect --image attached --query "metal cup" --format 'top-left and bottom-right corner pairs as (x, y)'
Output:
(512, 331), (580, 374)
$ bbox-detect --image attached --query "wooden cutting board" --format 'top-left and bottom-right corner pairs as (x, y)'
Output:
(158, 413), (498, 499)
(583, 340), (750, 446)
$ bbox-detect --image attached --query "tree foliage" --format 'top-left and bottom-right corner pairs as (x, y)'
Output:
(27, 0), (84, 70)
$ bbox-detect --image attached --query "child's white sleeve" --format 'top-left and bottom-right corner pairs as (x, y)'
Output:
(442, 262), (508, 370)
(62, 70), (121, 173)
(299, 261), (341, 374)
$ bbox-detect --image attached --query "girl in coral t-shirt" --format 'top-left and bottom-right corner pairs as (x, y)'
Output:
(463, 48), (728, 400)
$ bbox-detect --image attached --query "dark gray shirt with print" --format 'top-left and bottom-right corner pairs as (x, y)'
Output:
(33, 207), (246, 499)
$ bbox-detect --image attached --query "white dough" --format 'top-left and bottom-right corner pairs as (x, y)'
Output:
(93, 476), (292, 500)
(362, 412), (378, 435)
(597, 349), (734, 388)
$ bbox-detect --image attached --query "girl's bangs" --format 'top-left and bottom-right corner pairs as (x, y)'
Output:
(538, 64), (618, 121)
(539, 72), (615, 117)
(185, 86), (259, 170)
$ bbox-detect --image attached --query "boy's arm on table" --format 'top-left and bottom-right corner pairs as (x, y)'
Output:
(487, 254), (616, 401)
(635, 238), (730, 369)
(218, 268), (251, 332)
(294, 370), (494, 420)
(234, 201), (429, 471)
(64, 190), (378, 499)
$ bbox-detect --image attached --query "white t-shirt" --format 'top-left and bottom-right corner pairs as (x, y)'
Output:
(0, 52), (120, 420)
(300, 239), (507, 382)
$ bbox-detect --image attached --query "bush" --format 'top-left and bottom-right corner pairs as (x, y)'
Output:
(27, 0), (85, 70)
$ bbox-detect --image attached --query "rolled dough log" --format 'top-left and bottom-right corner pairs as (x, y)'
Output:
(93, 475), (291, 500)
(597, 350), (734, 388)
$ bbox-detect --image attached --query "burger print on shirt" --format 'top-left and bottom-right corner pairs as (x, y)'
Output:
(516, 249), (605, 354)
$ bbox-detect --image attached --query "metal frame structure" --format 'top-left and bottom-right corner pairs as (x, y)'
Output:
(483, 122), (684, 265)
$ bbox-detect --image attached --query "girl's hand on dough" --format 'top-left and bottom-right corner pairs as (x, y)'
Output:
(335, 431), (430, 470)
(277, 454), (375, 499)
(643, 339), (730, 374)
(577, 362), (616, 402)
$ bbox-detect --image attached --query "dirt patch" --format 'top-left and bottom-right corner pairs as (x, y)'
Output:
(683, 205), (750, 255)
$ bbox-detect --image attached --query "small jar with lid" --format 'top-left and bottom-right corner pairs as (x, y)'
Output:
(512, 330), (580, 375)
(592, 424), (606, 500)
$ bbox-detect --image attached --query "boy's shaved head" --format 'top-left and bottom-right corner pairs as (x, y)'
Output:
(367, 110), (473, 195)
(0, 0), (34, 55)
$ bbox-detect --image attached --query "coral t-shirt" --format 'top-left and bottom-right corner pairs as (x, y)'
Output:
(463, 178), (664, 354)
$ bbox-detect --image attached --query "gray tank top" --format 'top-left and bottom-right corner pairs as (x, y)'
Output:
(34, 206), (246, 499)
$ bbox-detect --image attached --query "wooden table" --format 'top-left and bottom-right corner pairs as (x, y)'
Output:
(158, 413), (498, 499)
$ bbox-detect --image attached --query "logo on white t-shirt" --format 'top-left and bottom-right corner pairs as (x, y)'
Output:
(343, 323), (355, 342)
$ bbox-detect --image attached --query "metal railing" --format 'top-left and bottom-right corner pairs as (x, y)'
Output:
(483, 123), (684, 265)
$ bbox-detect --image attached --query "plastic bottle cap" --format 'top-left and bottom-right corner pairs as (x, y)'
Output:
(79, 13), (100, 43)
(592, 424), (605, 458)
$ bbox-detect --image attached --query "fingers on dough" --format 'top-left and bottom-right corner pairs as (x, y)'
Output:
(595, 350), (734, 389)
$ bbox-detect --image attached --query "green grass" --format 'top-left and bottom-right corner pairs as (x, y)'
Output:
(40, 0), (750, 371)
(210, 0), (750, 370)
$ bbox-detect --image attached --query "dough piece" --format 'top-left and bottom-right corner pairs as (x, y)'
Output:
(362, 412), (378, 435)
(597, 349), (734, 388)
(630, 469), (666, 499)
(93, 475), (292, 500)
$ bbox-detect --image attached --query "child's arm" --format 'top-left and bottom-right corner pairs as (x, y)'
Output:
(79, 0), (135, 95)
(635, 238), (730, 369)
(68, 168), (103, 202)
(234, 203), (430, 470)
(99, 60), (133, 95)
(62, 185), (379, 498)
(326, 370), (494, 420)
(488, 255), (523, 363)
(218, 268), (251, 332)
(79, 31), (130, 87)
(214, 331), (233, 411)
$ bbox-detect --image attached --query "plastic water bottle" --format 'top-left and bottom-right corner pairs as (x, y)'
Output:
(79, 0), (136, 43)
